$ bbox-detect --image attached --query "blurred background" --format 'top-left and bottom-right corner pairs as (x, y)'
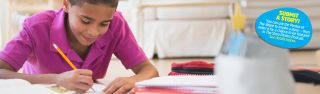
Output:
(1, 0), (320, 59)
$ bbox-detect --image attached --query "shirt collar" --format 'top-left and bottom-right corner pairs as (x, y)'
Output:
(49, 9), (72, 54)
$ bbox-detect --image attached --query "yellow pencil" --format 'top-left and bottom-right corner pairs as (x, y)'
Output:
(53, 44), (77, 70)
(53, 43), (95, 92)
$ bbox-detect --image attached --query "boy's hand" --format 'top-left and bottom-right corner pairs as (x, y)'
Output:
(55, 69), (94, 93)
(103, 77), (136, 94)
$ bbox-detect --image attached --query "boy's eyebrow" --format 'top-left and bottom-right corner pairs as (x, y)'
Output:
(103, 18), (112, 22)
(102, 18), (113, 22)
(80, 15), (112, 22)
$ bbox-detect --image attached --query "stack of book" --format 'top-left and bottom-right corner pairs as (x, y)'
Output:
(135, 75), (218, 94)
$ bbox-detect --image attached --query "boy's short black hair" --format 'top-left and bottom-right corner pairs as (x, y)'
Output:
(69, 0), (119, 8)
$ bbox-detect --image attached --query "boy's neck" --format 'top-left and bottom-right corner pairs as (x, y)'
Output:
(64, 14), (91, 60)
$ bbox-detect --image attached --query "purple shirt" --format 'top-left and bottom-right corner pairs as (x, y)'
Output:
(0, 9), (147, 80)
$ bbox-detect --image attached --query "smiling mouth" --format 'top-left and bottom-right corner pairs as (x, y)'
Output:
(82, 35), (96, 42)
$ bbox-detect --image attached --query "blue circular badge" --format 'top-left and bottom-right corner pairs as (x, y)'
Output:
(255, 8), (312, 48)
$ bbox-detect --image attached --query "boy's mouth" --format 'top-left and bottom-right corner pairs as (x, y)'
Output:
(82, 35), (96, 42)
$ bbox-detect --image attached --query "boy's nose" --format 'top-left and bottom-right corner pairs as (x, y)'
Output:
(86, 30), (99, 38)
(86, 27), (100, 37)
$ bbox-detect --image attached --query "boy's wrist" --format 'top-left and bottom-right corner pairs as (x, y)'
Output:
(130, 71), (159, 83)
(19, 73), (59, 84)
(130, 74), (148, 83)
(130, 73), (156, 83)
(48, 74), (60, 84)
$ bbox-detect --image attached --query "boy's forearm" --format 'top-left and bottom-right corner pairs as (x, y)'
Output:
(0, 69), (58, 84)
(131, 64), (159, 82)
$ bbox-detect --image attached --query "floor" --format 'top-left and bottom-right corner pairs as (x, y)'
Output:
(290, 50), (318, 66)
(100, 50), (320, 94)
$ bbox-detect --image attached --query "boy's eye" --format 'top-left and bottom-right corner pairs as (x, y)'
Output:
(100, 22), (110, 27)
(81, 18), (90, 24)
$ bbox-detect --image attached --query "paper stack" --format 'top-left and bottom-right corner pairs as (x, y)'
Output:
(135, 75), (218, 94)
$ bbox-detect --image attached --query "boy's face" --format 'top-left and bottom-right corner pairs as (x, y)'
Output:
(64, 1), (115, 46)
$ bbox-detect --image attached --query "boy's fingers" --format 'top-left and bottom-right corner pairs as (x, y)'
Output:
(104, 85), (119, 94)
(104, 80), (126, 93)
(103, 79), (135, 94)
(128, 88), (136, 94)
(75, 83), (91, 92)
(103, 78), (121, 91)
(114, 85), (131, 94)
(77, 75), (94, 85)
(77, 69), (93, 76)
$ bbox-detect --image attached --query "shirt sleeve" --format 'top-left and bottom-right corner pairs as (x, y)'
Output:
(113, 12), (148, 69)
(0, 19), (33, 71)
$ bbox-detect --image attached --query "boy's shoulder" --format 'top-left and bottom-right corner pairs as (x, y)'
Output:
(113, 11), (123, 17)
(25, 10), (58, 27)
(112, 11), (127, 24)
(21, 9), (61, 40)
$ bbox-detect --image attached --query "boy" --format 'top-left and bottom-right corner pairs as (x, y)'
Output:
(0, 0), (159, 93)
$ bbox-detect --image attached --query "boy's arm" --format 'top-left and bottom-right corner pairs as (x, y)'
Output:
(130, 60), (159, 81)
(104, 60), (159, 94)
(0, 60), (94, 93)
(0, 60), (57, 84)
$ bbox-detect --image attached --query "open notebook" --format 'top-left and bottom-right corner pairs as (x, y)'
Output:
(0, 79), (106, 94)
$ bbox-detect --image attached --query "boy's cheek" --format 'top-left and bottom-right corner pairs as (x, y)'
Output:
(70, 22), (86, 33)
(99, 28), (108, 34)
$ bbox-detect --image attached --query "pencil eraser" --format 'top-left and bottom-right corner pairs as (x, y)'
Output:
(53, 43), (58, 48)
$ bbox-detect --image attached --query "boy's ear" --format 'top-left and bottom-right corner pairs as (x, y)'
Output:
(63, 0), (69, 13)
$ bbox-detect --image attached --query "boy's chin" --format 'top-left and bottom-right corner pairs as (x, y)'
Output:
(79, 41), (94, 46)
